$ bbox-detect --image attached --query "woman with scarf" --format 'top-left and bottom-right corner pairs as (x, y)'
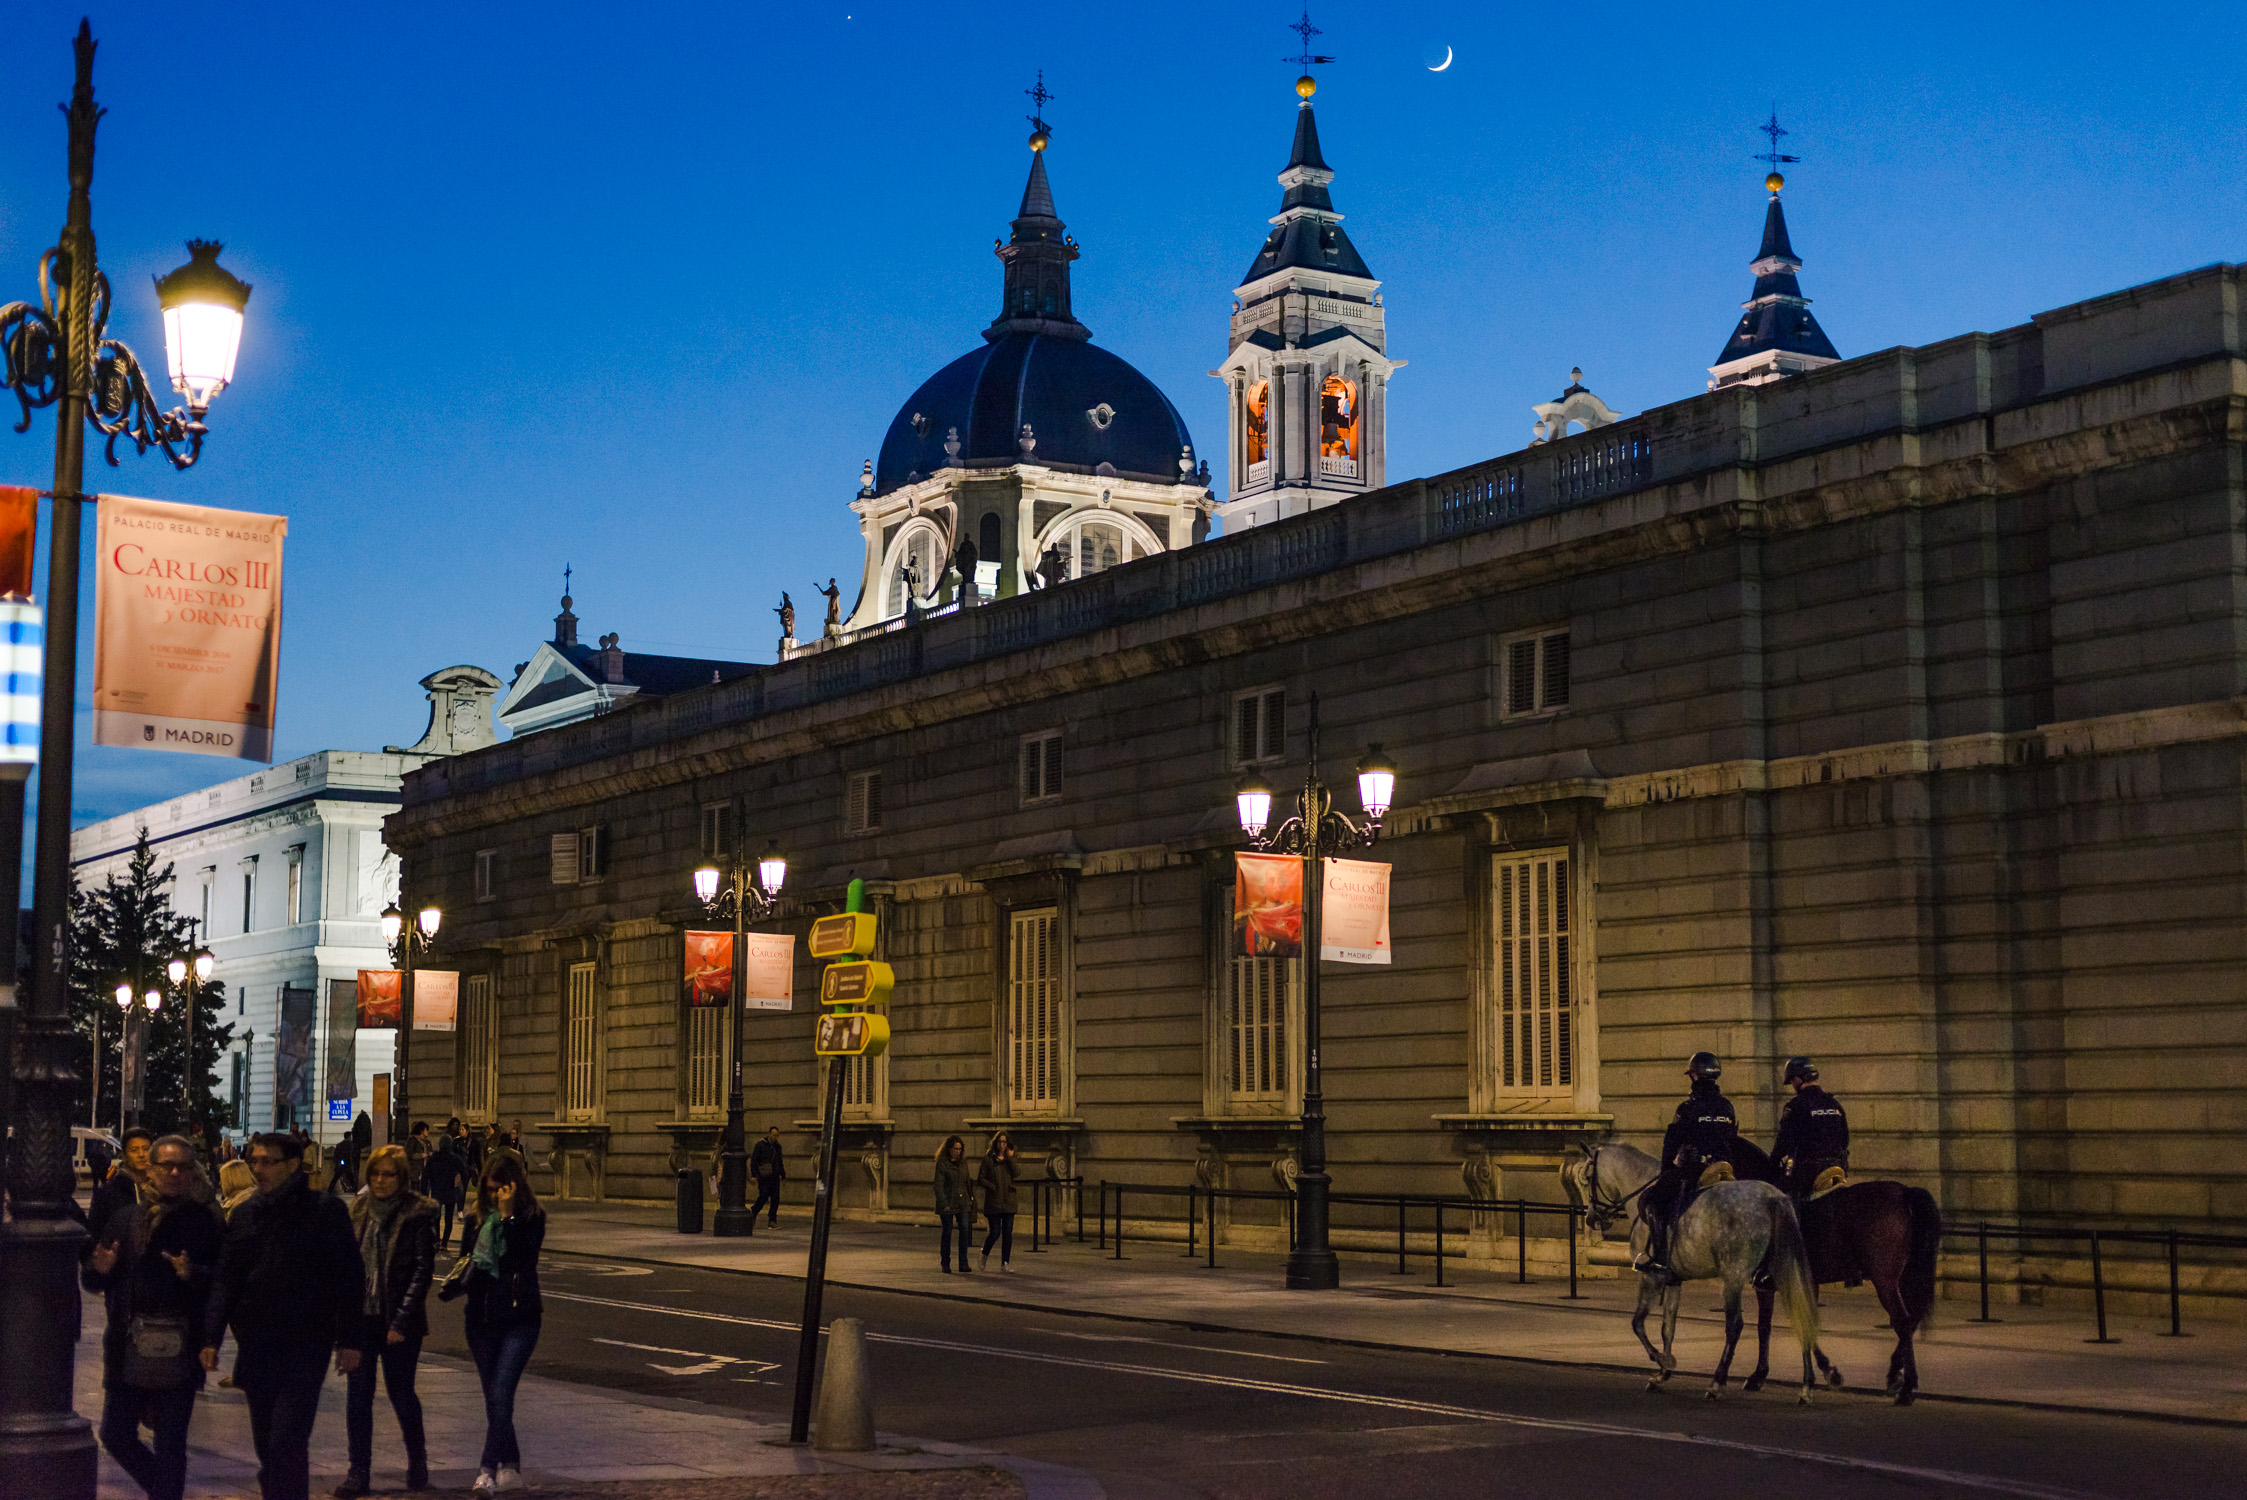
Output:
(335, 1145), (438, 1497)
(456, 1154), (545, 1495)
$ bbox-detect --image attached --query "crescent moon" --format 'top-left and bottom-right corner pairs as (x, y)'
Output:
(1429, 45), (1453, 72)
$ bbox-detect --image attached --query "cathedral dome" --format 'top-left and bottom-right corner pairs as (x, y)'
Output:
(873, 332), (1194, 495)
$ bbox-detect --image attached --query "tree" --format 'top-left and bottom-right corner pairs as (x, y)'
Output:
(66, 830), (233, 1137)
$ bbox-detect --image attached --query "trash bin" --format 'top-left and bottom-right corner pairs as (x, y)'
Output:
(677, 1167), (704, 1235)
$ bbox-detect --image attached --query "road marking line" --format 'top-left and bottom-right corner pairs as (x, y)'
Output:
(1045, 1331), (1327, 1365)
(587, 1336), (778, 1377)
(542, 1292), (2095, 1500)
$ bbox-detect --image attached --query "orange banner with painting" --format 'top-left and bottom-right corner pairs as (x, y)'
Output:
(1235, 851), (1303, 958)
(355, 969), (403, 1029)
(685, 931), (732, 1007)
(0, 486), (36, 598)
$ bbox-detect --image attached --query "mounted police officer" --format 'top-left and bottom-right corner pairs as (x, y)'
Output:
(1773, 1056), (1849, 1198)
(1636, 1052), (1738, 1280)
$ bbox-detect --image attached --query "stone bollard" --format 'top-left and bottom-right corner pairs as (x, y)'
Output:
(812, 1317), (876, 1452)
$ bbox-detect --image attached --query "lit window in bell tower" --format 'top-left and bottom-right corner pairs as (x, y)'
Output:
(1245, 381), (1269, 467)
(1320, 376), (1358, 461)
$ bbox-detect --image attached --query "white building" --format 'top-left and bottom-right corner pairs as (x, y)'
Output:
(69, 668), (501, 1149)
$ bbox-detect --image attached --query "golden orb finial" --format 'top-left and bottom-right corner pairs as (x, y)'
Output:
(1296, 74), (1317, 99)
(1029, 128), (1049, 151)
(1765, 171), (1784, 194)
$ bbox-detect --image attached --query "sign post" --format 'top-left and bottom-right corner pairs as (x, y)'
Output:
(789, 878), (889, 1444)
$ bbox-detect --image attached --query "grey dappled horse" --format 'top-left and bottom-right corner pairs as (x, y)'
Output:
(1565, 1143), (1821, 1403)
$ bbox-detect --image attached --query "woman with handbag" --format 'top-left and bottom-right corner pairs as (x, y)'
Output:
(445, 1154), (546, 1495)
(336, 1145), (439, 1497)
(81, 1133), (222, 1500)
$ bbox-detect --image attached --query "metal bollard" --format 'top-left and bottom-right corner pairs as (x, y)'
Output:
(1565, 1207), (1583, 1299)
(1187, 1183), (1198, 1258)
(1970, 1222), (1999, 1322)
(1207, 1190), (1218, 1269)
(1396, 1198), (1408, 1274)
(1434, 1201), (1445, 1288)
(1098, 1181), (1107, 1250)
(1517, 1199), (1529, 1285)
(1115, 1186), (1126, 1260)
(2086, 1231), (2118, 1344)
(2159, 1228), (2188, 1338)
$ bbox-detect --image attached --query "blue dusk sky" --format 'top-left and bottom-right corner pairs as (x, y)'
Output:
(2, 1), (2242, 845)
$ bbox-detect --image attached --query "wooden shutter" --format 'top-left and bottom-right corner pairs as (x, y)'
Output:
(1496, 850), (1573, 1093)
(1228, 953), (1292, 1102)
(1541, 632), (1572, 709)
(1008, 908), (1061, 1111)
(549, 833), (579, 885)
(564, 962), (598, 1119)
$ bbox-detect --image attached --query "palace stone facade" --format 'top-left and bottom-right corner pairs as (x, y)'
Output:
(390, 264), (2247, 1263)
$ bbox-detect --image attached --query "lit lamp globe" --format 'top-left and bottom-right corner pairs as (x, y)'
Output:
(1355, 744), (1397, 822)
(378, 904), (404, 946)
(1235, 774), (1275, 840)
(153, 240), (252, 416)
(145, 990), (162, 1013)
(114, 982), (133, 1010)
(167, 957), (188, 985)
(418, 905), (443, 940)
(692, 865), (722, 905)
(193, 950), (216, 982)
(757, 843), (788, 899)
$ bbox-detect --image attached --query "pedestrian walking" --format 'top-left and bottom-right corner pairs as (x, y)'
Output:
(218, 1159), (257, 1218)
(934, 1135), (975, 1273)
(422, 1132), (468, 1247)
(450, 1154), (546, 1495)
(405, 1120), (433, 1192)
(336, 1145), (437, 1497)
(200, 1131), (365, 1500)
(749, 1126), (786, 1227)
(87, 1126), (156, 1249)
(84, 1133), (222, 1500)
(976, 1132), (1019, 1272)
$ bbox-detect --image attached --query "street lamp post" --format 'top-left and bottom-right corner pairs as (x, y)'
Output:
(113, 982), (161, 1130)
(381, 901), (442, 1149)
(1233, 693), (1395, 1291)
(693, 806), (787, 1237)
(163, 934), (215, 1137)
(0, 24), (250, 1497)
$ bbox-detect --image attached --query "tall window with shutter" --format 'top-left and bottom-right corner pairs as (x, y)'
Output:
(1019, 731), (1062, 804)
(459, 974), (496, 1122)
(1227, 953), (1295, 1106)
(846, 770), (883, 835)
(1232, 687), (1286, 766)
(1501, 629), (1572, 719)
(683, 1002), (726, 1116)
(563, 961), (599, 1120)
(1494, 849), (1575, 1094)
(1007, 907), (1064, 1113)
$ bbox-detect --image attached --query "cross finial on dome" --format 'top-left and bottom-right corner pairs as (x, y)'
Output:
(1026, 70), (1055, 150)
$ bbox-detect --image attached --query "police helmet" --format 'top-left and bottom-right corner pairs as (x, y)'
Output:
(1685, 1051), (1722, 1081)
(1783, 1056), (1819, 1084)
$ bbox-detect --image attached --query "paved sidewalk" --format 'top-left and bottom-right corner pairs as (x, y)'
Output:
(75, 1293), (1095, 1499)
(542, 1200), (2247, 1425)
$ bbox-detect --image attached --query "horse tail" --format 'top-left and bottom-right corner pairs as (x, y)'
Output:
(1766, 1193), (1821, 1355)
(1902, 1186), (1943, 1332)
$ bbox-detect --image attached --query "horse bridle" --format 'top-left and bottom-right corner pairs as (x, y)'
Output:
(1581, 1146), (1651, 1233)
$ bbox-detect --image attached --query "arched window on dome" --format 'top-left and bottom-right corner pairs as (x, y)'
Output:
(1245, 381), (1269, 477)
(883, 522), (946, 620)
(1320, 376), (1358, 478)
(1035, 510), (1167, 586)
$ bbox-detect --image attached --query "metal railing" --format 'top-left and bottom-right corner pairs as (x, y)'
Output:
(1949, 1220), (2247, 1341)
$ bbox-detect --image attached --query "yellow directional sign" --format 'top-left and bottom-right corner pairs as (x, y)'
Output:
(815, 1011), (890, 1057)
(808, 912), (878, 959)
(818, 960), (893, 1008)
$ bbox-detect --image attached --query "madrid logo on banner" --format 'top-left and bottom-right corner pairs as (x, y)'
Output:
(685, 931), (798, 1011)
(1320, 858), (1393, 965)
(356, 969), (403, 1029)
(1235, 851), (1304, 958)
(413, 970), (459, 1031)
(92, 493), (286, 760)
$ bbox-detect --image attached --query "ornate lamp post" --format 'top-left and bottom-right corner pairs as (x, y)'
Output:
(113, 981), (161, 1130)
(381, 901), (442, 1147)
(0, 27), (250, 1495)
(164, 938), (216, 1136)
(693, 808), (787, 1237)
(1233, 694), (1395, 1290)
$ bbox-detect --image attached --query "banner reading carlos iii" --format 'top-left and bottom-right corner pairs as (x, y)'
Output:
(93, 494), (286, 760)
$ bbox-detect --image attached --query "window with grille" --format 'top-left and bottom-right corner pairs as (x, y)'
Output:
(846, 770), (883, 835)
(1019, 731), (1062, 804)
(835, 1053), (880, 1115)
(683, 1002), (726, 1116)
(1233, 687), (1285, 766)
(700, 803), (733, 860)
(1007, 907), (1063, 1112)
(1495, 850), (1574, 1093)
(459, 975), (495, 1122)
(474, 850), (496, 902)
(1227, 953), (1294, 1104)
(1501, 629), (1572, 718)
(564, 961), (599, 1120)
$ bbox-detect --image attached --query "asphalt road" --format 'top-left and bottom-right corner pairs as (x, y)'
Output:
(421, 1251), (2247, 1500)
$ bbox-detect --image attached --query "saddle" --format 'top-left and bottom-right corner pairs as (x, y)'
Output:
(1807, 1165), (1849, 1198)
(1695, 1160), (1736, 1189)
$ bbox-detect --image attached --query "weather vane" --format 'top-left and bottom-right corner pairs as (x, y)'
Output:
(1026, 70), (1055, 136)
(1286, 8), (1336, 69)
(563, 562), (572, 597)
(1754, 109), (1801, 168)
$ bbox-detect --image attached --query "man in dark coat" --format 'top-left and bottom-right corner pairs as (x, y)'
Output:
(84, 1134), (222, 1500)
(749, 1126), (786, 1227)
(421, 1134), (468, 1247)
(1773, 1056), (1850, 1198)
(86, 1125), (156, 1252)
(1637, 1052), (1740, 1280)
(201, 1131), (365, 1500)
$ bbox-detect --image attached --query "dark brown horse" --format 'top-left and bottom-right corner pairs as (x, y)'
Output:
(1727, 1140), (1943, 1404)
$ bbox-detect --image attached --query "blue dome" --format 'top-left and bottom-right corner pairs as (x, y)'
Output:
(874, 332), (1195, 496)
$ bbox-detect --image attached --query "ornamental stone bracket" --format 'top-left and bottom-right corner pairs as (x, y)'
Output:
(533, 1121), (610, 1202)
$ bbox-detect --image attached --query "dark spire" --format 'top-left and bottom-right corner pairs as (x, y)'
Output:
(1287, 103), (1330, 173)
(1239, 74), (1370, 285)
(1712, 174), (1838, 369)
(1756, 194), (1798, 264)
(986, 81), (1090, 343)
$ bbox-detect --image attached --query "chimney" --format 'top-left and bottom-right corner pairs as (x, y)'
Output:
(597, 633), (627, 684)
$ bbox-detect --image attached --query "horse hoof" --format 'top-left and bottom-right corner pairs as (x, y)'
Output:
(1704, 1388), (1723, 1402)
(1826, 1368), (1846, 1388)
(1743, 1375), (1766, 1394)
(1894, 1390), (1915, 1407)
(1646, 1378), (1666, 1393)
(1798, 1392), (1813, 1407)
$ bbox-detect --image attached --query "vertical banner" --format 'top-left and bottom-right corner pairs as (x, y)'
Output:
(0, 600), (41, 765)
(1320, 858), (1393, 965)
(92, 492), (286, 759)
(1235, 851), (1304, 958)
(0, 485), (36, 597)
(743, 931), (797, 1011)
(356, 969), (403, 1029)
(413, 970), (459, 1031)
(322, 979), (358, 1105)
(274, 983), (316, 1114)
(684, 930), (732, 1007)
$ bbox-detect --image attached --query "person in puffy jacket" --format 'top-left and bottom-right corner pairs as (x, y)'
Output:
(335, 1146), (439, 1497)
(934, 1136), (975, 1273)
(975, 1132), (1020, 1273)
